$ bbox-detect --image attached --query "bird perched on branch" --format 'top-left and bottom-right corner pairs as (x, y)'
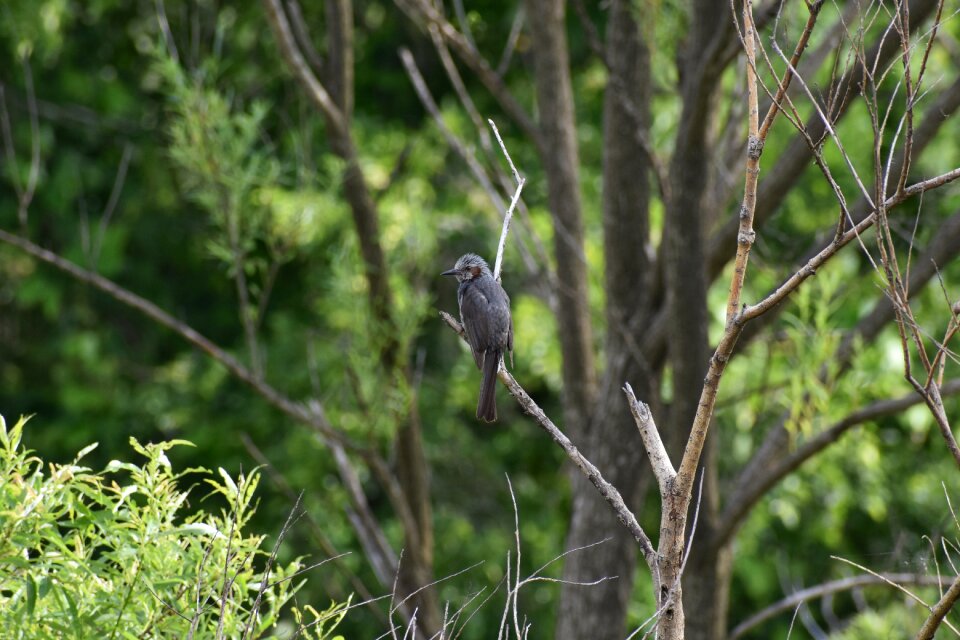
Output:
(442, 253), (513, 422)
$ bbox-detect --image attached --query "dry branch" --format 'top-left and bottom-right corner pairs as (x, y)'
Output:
(438, 311), (657, 570)
(0, 229), (356, 450)
(730, 573), (949, 639)
(715, 379), (960, 548)
(624, 383), (675, 495)
(916, 573), (960, 640)
(394, 0), (542, 151)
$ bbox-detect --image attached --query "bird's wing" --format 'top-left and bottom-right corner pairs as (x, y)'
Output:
(459, 282), (490, 369)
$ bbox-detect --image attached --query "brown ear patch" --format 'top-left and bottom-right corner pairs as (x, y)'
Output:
(470, 265), (482, 278)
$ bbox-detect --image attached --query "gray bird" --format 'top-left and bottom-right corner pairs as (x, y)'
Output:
(442, 254), (513, 422)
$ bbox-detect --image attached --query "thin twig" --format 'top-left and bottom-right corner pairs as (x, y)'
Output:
(17, 58), (41, 232)
(487, 119), (524, 282)
(92, 143), (134, 269)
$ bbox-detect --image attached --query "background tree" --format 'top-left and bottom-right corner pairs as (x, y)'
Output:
(2, 0), (960, 638)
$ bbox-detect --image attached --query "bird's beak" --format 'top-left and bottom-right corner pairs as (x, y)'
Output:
(440, 268), (458, 277)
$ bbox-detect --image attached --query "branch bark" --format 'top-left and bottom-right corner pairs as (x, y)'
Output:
(916, 574), (960, 640)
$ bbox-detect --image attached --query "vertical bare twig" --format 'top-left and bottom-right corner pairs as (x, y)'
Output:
(725, 0), (762, 324)
(16, 59), (41, 232)
(92, 143), (134, 269)
(488, 119), (524, 282)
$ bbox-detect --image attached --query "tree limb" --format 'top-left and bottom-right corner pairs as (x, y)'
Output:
(0, 228), (363, 451)
(439, 311), (657, 570)
(715, 379), (960, 549)
(624, 383), (675, 496)
(916, 573), (960, 640)
(394, 0), (543, 152)
(730, 573), (949, 639)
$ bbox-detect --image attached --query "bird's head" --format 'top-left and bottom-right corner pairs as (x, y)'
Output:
(441, 253), (491, 282)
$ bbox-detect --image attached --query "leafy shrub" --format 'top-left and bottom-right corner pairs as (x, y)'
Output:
(0, 415), (347, 639)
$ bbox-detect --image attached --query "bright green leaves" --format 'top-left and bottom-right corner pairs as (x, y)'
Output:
(0, 415), (338, 639)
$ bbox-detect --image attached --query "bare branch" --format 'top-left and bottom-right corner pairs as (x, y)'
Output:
(262, 0), (347, 134)
(333, 443), (402, 588)
(439, 311), (657, 570)
(730, 573), (949, 639)
(916, 573), (960, 640)
(284, 0), (325, 77)
(394, 0), (542, 152)
(399, 48), (505, 212)
(758, 0), (825, 140)
(623, 383), (675, 494)
(496, 8), (526, 77)
(0, 228), (365, 454)
(488, 119), (524, 281)
(92, 143), (134, 269)
(716, 379), (960, 548)
(744, 167), (960, 322)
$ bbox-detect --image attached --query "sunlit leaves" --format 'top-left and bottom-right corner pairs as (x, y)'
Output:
(0, 416), (328, 638)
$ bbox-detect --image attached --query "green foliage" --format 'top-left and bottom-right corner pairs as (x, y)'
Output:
(0, 414), (345, 639)
(2, 0), (959, 637)
(0, 0), (71, 60)
(832, 600), (929, 640)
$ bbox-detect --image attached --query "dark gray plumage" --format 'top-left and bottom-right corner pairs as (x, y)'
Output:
(442, 253), (513, 422)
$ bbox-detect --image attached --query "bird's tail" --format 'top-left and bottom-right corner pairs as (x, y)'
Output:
(477, 351), (500, 422)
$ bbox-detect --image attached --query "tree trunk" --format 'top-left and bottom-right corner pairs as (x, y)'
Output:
(664, 0), (731, 636)
(263, 1), (438, 633)
(523, 0), (596, 441)
(555, 2), (653, 638)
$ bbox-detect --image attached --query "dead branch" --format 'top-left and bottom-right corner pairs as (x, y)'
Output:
(624, 383), (675, 495)
(0, 228), (358, 451)
(488, 119), (524, 281)
(715, 379), (960, 549)
(394, 0), (543, 152)
(730, 573), (949, 639)
(439, 311), (657, 571)
(917, 572), (960, 639)
(398, 48), (506, 213)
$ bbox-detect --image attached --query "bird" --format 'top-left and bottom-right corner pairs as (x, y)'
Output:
(442, 253), (513, 422)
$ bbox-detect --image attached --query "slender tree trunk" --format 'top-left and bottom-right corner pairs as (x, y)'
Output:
(686, 4), (944, 637)
(395, 376), (439, 635)
(555, 2), (652, 638)
(263, 1), (438, 632)
(523, 0), (596, 440)
(664, 1), (731, 636)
